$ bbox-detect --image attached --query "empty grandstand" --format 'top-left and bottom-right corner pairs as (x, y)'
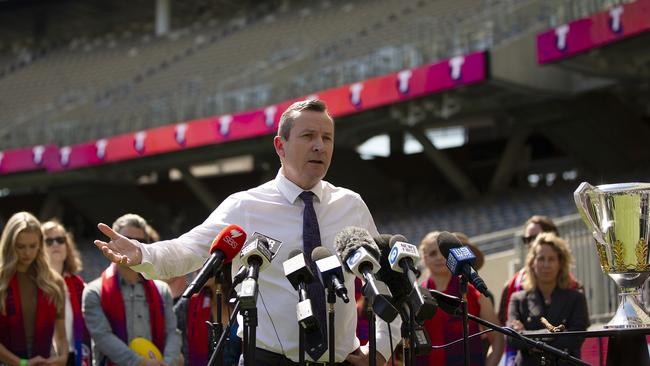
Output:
(1, 0), (649, 345)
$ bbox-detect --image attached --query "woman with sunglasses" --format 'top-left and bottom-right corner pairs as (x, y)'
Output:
(0, 212), (69, 366)
(507, 233), (589, 365)
(43, 220), (90, 366)
(498, 216), (561, 325)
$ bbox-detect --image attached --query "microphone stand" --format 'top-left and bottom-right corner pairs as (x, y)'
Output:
(327, 289), (336, 366)
(458, 276), (470, 366)
(208, 299), (240, 366)
(239, 265), (260, 366)
(398, 304), (411, 366)
(207, 271), (225, 363)
(466, 314), (589, 366)
(297, 282), (307, 366)
(366, 300), (377, 366)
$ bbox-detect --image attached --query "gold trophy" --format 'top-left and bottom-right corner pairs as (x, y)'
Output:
(574, 182), (650, 328)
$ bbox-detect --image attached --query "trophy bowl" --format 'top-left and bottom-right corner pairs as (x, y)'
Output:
(574, 182), (650, 328)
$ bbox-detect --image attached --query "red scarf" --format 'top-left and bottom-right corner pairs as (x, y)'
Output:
(0, 272), (57, 358)
(65, 274), (91, 366)
(187, 288), (213, 365)
(100, 264), (165, 365)
(420, 276), (485, 366)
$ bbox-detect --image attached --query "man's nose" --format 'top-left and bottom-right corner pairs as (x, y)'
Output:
(313, 137), (324, 151)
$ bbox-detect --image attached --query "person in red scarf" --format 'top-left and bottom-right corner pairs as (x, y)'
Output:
(417, 231), (503, 366)
(82, 214), (180, 366)
(43, 220), (91, 366)
(174, 267), (241, 366)
(0, 211), (69, 366)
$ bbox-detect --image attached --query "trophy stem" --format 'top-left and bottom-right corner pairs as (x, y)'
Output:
(605, 288), (650, 328)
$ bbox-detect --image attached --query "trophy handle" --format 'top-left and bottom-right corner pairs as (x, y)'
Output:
(574, 182), (607, 245)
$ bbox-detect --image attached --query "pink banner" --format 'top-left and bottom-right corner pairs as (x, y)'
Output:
(537, 0), (650, 64)
(0, 144), (58, 174)
(1, 51), (487, 175)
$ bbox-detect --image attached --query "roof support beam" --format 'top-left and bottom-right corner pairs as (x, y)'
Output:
(178, 167), (218, 210)
(408, 127), (479, 200)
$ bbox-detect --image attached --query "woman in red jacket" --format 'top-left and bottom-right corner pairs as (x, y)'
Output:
(0, 212), (68, 366)
(418, 231), (503, 366)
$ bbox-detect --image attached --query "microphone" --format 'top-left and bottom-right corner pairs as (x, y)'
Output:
(386, 234), (437, 322)
(283, 250), (327, 358)
(238, 233), (275, 309)
(232, 265), (248, 287)
(283, 250), (319, 330)
(438, 231), (491, 298)
(311, 247), (350, 303)
(334, 226), (398, 322)
(375, 234), (411, 305)
(428, 289), (462, 316)
(181, 224), (246, 299)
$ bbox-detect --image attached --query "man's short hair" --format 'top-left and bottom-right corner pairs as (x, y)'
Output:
(277, 99), (331, 140)
(524, 215), (560, 236)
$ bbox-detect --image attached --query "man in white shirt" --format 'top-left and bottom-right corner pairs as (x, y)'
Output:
(94, 99), (401, 365)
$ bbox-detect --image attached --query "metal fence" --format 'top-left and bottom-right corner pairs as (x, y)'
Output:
(473, 213), (618, 324)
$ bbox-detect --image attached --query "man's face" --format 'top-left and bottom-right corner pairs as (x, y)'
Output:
(274, 110), (334, 190)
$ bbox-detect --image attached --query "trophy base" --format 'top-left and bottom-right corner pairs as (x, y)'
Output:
(604, 290), (650, 329)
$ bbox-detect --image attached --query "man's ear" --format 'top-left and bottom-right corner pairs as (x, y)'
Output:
(273, 135), (285, 158)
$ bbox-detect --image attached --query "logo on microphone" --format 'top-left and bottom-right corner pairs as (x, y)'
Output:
(389, 246), (399, 266)
(347, 250), (362, 267)
(224, 235), (238, 249)
(453, 246), (474, 260)
(447, 255), (458, 273)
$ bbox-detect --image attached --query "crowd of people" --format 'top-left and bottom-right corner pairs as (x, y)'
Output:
(0, 99), (591, 366)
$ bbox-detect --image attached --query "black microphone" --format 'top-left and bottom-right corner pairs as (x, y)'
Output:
(428, 289), (462, 316)
(238, 233), (274, 309)
(374, 234), (413, 306)
(311, 247), (350, 303)
(334, 226), (398, 322)
(283, 249), (327, 359)
(375, 234), (434, 356)
(385, 234), (437, 322)
(438, 231), (491, 298)
(231, 265), (248, 287)
(283, 249), (320, 330)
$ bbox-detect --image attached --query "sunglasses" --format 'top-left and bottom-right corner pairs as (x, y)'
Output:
(521, 235), (536, 245)
(45, 236), (66, 246)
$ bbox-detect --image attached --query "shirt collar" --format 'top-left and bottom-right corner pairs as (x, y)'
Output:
(275, 169), (324, 204)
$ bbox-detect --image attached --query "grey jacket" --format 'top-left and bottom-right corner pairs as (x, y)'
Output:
(82, 273), (181, 366)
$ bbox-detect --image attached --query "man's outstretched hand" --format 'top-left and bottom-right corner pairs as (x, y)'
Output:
(94, 223), (143, 266)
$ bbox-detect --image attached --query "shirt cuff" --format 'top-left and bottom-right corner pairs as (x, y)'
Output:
(130, 241), (157, 279)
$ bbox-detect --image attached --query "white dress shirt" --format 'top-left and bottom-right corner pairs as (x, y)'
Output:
(133, 170), (401, 362)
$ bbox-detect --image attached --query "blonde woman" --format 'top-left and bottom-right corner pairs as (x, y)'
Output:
(418, 231), (503, 366)
(0, 212), (69, 366)
(43, 220), (90, 366)
(507, 233), (589, 366)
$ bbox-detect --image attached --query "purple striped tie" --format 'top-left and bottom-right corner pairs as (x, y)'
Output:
(299, 191), (328, 360)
